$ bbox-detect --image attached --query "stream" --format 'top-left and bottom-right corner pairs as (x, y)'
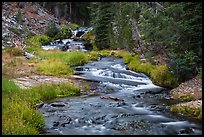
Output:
(38, 57), (202, 135)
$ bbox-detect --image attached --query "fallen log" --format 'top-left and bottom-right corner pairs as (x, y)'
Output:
(100, 96), (124, 101)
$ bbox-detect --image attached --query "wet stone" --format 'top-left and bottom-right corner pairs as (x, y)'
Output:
(178, 128), (194, 135)
(53, 121), (60, 127)
(51, 103), (65, 107)
(60, 117), (72, 127)
(136, 95), (141, 98)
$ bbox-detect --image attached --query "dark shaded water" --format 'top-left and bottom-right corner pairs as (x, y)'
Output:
(39, 57), (202, 135)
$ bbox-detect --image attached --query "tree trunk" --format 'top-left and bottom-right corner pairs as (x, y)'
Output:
(132, 18), (145, 55)
(54, 5), (60, 18)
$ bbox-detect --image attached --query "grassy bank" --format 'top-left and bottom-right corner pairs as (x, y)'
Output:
(2, 76), (81, 135)
(170, 105), (202, 119)
(113, 50), (179, 88)
(2, 45), (180, 135)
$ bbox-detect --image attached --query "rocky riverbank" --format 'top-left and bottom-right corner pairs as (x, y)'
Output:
(169, 76), (202, 119)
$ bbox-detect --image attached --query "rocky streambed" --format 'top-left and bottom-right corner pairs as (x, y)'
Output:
(37, 57), (202, 135)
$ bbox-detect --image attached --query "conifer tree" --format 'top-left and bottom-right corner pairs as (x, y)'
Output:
(94, 2), (113, 50)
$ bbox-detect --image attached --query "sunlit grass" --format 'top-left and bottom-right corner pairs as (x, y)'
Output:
(36, 58), (73, 77)
(170, 105), (202, 119)
(2, 76), (81, 135)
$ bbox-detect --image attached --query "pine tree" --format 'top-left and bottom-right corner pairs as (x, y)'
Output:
(94, 2), (113, 50)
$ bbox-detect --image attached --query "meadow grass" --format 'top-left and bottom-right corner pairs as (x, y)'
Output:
(170, 105), (202, 119)
(36, 58), (73, 77)
(2, 76), (81, 135)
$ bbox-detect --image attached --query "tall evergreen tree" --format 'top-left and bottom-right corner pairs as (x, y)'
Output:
(94, 2), (113, 50)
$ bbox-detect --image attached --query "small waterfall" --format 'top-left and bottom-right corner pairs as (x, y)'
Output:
(41, 27), (93, 51)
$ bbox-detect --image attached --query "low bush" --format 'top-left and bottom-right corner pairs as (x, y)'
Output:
(53, 24), (72, 40)
(82, 30), (95, 45)
(10, 48), (24, 56)
(70, 23), (79, 30)
(26, 34), (51, 48)
(45, 21), (60, 38)
(8, 27), (22, 36)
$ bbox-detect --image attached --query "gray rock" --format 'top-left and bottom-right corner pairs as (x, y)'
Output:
(51, 103), (65, 107)
(24, 51), (35, 59)
(38, 10), (45, 16)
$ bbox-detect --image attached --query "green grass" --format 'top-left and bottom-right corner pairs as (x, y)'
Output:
(170, 105), (202, 119)
(115, 50), (178, 88)
(36, 51), (88, 76)
(2, 76), (81, 135)
(36, 58), (73, 77)
(2, 77), (44, 135)
(29, 82), (81, 100)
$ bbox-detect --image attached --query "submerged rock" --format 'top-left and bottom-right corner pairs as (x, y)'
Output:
(51, 103), (65, 107)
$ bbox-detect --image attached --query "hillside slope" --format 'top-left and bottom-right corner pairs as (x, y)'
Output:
(2, 2), (70, 49)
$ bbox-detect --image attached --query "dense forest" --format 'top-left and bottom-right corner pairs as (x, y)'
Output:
(40, 2), (202, 83)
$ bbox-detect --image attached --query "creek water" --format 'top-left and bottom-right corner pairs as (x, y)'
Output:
(38, 57), (202, 135)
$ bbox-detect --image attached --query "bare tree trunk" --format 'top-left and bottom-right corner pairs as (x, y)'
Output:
(132, 18), (145, 55)
(54, 5), (60, 18)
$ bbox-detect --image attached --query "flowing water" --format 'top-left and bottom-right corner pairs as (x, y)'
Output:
(39, 57), (202, 135)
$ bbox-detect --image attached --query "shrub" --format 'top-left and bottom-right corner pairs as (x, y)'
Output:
(70, 23), (79, 30)
(198, 67), (202, 79)
(45, 21), (60, 38)
(54, 24), (72, 40)
(167, 51), (199, 83)
(180, 94), (194, 102)
(82, 30), (95, 45)
(26, 34), (51, 48)
(83, 84), (90, 91)
(144, 51), (156, 65)
(15, 9), (23, 24)
(6, 47), (24, 56)
(8, 27), (22, 36)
